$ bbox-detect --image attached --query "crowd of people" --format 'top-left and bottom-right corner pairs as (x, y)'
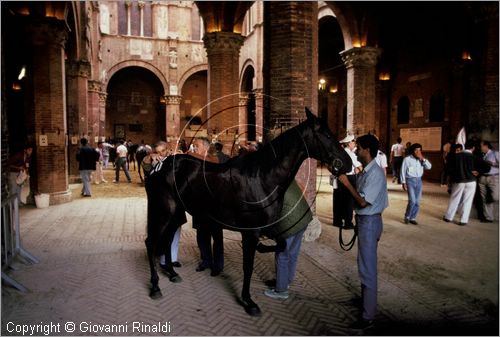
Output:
(6, 130), (498, 331)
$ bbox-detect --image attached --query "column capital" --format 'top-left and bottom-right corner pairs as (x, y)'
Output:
(26, 19), (69, 48)
(340, 47), (380, 69)
(165, 95), (182, 105)
(88, 80), (103, 92)
(138, 1), (145, 9)
(239, 94), (250, 106)
(66, 60), (91, 78)
(203, 32), (245, 56)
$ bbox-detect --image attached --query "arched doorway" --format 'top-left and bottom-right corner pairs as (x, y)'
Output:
(179, 70), (208, 141)
(241, 65), (256, 142)
(318, 12), (346, 138)
(105, 67), (165, 145)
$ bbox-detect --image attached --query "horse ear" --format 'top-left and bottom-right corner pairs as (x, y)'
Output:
(305, 107), (316, 120)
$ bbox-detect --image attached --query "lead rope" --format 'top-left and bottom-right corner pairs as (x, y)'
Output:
(339, 223), (357, 251)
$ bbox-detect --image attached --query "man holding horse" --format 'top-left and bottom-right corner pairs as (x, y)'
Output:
(338, 134), (388, 330)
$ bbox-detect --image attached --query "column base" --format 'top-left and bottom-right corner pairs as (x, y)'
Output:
(49, 189), (73, 205)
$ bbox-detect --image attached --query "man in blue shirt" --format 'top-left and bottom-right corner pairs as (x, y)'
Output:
(400, 143), (432, 224)
(338, 134), (388, 330)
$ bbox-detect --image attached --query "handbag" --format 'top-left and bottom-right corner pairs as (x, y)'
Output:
(16, 169), (28, 185)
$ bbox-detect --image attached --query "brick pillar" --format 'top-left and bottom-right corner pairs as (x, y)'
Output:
(27, 20), (71, 205)
(340, 47), (380, 137)
(203, 32), (244, 138)
(238, 94), (249, 143)
(98, 92), (107, 140)
(165, 95), (181, 142)
(264, 1), (318, 211)
(254, 88), (264, 143)
(67, 60), (90, 183)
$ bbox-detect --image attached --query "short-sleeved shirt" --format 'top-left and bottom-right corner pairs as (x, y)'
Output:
(391, 143), (405, 157)
(355, 160), (388, 215)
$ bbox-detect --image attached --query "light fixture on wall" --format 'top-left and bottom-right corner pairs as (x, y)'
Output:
(462, 50), (472, 61)
(18, 66), (26, 80)
(378, 72), (390, 81)
(318, 78), (326, 91)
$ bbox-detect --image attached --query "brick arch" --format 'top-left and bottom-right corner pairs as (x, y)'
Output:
(239, 59), (256, 93)
(178, 64), (209, 94)
(104, 60), (168, 94)
(323, 2), (377, 50)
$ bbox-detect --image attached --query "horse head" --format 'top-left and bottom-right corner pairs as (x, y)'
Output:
(303, 107), (352, 175)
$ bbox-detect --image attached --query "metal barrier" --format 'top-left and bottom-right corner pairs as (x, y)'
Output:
(1, 194), (39, 292)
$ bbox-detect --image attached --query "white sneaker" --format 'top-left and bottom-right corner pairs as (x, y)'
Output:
(264, 288), (289, 300)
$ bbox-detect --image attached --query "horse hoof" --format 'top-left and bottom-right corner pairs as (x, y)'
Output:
(149, 288), (163, 299)
(244, 304), (261, 316)
(240, 299), (261, 316)
(169, 275), (182, 283)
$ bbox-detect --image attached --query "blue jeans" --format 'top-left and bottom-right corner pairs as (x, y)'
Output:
(80, 170), (92, 196)
(405, 177), (422, 220)
(115, 157), (131, 182)
(275, 228), (306, 292)
(356, 214), (383, 321)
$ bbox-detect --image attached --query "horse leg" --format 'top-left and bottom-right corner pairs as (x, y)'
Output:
(241, 231), (261, 316)
(145, 235), (162, 299)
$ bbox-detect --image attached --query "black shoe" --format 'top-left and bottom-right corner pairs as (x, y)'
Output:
(159, 263), (169, 272)
(172, 261), (182, 268)
(404, 218), (409, 224)
(196, 265), (207, 272)
(442, 216), (451, 223)
(409, 220), (418, 225)
(210, 269), (222, 277)
(265, 279), (277, 288)
(350, 319), (374, 330)
(458, 222), (467, 226)
(480, 219), (494, 223)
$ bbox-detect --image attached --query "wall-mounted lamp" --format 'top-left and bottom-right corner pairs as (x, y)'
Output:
(318, 78), (326, 91)
(378, 72), (390, 81)
(462, 51), (472, 61)
(12, 82), (22, 91)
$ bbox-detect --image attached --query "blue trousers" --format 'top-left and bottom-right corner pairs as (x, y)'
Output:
(356, 214), (383, 321)
(275, 228), (306, 292)
(405, 177), (422, 221)
(80, 170), (92, 196)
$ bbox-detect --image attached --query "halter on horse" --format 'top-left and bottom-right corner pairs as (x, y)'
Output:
(144, 108), (352, 315)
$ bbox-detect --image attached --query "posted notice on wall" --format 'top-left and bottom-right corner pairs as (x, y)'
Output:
(400, 127), (442, 151)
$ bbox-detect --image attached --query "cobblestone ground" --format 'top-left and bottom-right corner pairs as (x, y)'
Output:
(2, 167), (498, 336)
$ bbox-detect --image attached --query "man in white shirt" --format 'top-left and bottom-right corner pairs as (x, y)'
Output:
(333, 134), (362, 230)
(375, 150), (388, 176)
(390, 137), (405, 183)
(114, 139), (132, 183)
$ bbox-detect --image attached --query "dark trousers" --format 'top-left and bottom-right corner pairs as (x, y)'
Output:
(392, 156), (403, 183)
(196, 223), (224, 272)
(333, 174), (356, 227)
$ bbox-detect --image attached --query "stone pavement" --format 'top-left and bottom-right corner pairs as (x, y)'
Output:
(1, 168), (498, 336)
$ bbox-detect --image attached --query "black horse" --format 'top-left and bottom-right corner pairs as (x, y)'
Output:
(144, 108), (352, 315)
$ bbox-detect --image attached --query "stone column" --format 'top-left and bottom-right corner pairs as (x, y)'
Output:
(98, 92), (107, 140)
(88, 80), (103, 145)
(238, 94), (250, 143)
(254, 88), (264, 142)
(165, 95), (182, 142)
(340, 46), (380, 137)
(66, 60), (90, 183)
(203, 32), (244, 139)
(26, 20), (71, 205)
(264, 1), (318, 212)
